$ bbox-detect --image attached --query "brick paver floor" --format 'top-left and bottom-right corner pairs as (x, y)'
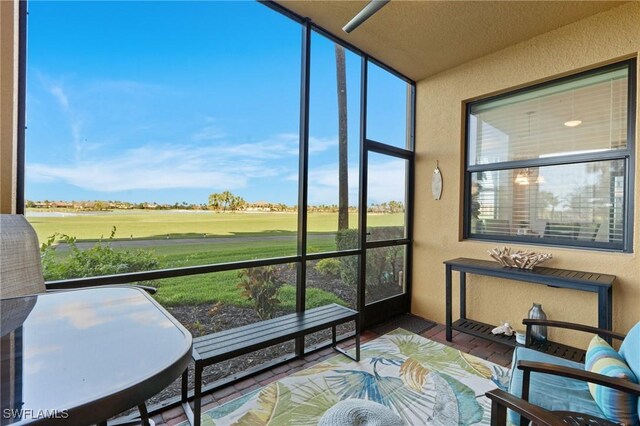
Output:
(147, 319), (513, 425)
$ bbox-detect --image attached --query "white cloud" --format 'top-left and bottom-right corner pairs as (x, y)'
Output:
(306, 164), (359, 205)
(49, 85), (69, 109)
(304, 159), (406, 206)
(309, 136), (337, 153)
(27, 136), (403, 199)
(26, 135), (302, 192)
(42, 80), (87, 161)
(367, 159), (406, 205)
(29, 73), (340, 195)
(192, 125), (227, 142)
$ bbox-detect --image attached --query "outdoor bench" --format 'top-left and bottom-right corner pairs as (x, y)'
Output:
(181, 303), (360, 426)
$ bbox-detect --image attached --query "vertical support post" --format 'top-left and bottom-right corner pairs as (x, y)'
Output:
(403, 83), (416, 314)
(460, 271), (467, 319)
(295, 19), (311, 358)
(445, 264), (453, 341)
(16, 0), (27, 215)
(357, 56), (368, 326)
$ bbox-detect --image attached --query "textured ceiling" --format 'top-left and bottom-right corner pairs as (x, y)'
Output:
(277, 1), (626, 81)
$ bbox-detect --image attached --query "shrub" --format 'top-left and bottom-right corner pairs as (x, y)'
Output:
(336, 229), (359, 286)
(237, 266), (283, 320)
(41, 227), (159, 281)
(333, 227), (403, 300)
(365, 245), (402, 288)
(315, 258), (342, 277)
(336, 228), (358, 251)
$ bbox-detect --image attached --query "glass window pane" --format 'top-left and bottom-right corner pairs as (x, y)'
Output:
(366, 61), (411, 148)
(367, 153), (407, 242)
(469, 64), (629, 165)
(35, 211), (300, 281)
(365, 246), (406, 305)
(307, 33), (360, 254)
(26, 1), (301, 277)
(470, 160), (625, 245)
(304, 257), (358, 350)
(138, 263), (297, 404)
(305, 257), (357, 310)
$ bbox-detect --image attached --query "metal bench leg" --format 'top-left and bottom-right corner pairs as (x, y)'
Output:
(332, 325), (337, 347)
(355, 316), (361, 362)
(137, 403), (151, 426)
(193, 363), (202, 426)
(181, 368), (188, 405)
(332, 320), (360, 362)
(181, 368), (194, 425)
(181, 366), (199, 426)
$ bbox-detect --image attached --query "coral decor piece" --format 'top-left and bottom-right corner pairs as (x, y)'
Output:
(488, 247), (552, 270)
(491, 322), (514, 337)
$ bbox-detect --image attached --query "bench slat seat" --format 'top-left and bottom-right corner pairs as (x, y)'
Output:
(194, 304), (357, 362)
(182, 303), (360, 426)
(194, 303), (351, 348)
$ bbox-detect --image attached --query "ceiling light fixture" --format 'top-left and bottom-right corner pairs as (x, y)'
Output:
(515, 171), (530, 186)
(343, 0), (390, 33)
(564, 120), (582, 127)
(515, 168), (544, 186)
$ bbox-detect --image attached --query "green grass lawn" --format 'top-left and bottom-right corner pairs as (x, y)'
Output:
(152, 241), (300, 268)
(30, 210), (402, 308)
(150, 239), (343, 307)
(27, 209), (404, 241)
(152, 273), (344, 310)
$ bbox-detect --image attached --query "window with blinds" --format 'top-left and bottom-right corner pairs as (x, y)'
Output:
(464, 60), (635, 252)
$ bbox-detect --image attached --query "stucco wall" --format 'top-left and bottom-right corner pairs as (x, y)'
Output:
(413, 2), (640, 347)
(0, 0), (17, 214)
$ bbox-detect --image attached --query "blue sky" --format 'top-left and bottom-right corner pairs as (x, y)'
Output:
(26, 1), (409, 206)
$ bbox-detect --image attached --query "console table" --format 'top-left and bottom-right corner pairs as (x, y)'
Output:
(444, 258), (614, 360)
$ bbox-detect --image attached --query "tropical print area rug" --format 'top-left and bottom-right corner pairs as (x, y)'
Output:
(195, 329), (510, 425)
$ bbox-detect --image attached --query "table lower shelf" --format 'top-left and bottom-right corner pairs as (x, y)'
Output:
(452, 318), (586, 363)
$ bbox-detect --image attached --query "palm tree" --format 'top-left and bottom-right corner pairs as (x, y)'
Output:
(335, 44), (349, 231)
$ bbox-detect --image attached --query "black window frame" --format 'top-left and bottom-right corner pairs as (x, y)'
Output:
(19, 1), (416, 331)
(463, 59), (636, 253)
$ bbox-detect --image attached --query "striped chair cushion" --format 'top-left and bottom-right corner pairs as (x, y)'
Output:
(585, 335), (639, 425)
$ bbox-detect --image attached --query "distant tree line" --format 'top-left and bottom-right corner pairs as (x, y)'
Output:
(368, 201), (405, 213)
(26, 195), (403, 214)
(25, 200), (209, 211)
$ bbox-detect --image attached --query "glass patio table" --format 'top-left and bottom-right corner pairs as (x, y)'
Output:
(1, 286), (192, 425)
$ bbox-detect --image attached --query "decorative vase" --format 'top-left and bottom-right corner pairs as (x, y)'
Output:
(527, 303), (548, 342)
